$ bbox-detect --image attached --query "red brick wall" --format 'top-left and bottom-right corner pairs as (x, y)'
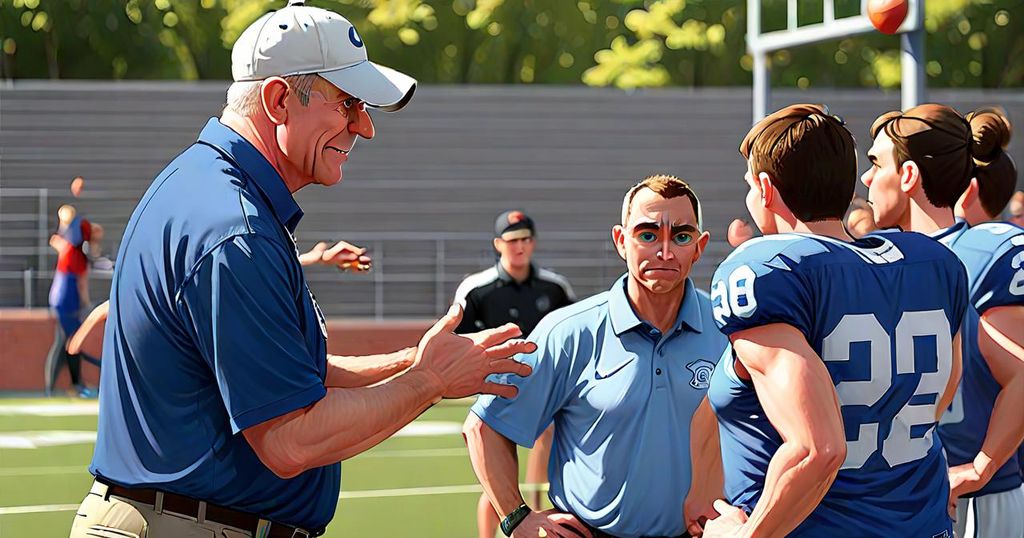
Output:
(0, 309), (431, 392)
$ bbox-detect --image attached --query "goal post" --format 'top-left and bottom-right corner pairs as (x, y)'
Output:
(747, 0), (926, 122)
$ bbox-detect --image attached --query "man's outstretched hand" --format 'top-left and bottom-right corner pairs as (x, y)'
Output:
(412, 304), (535, 399)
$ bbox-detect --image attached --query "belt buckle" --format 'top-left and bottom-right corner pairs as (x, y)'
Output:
(291, 530), (310, 538)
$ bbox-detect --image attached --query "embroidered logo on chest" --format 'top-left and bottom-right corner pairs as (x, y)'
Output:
(686, 359), (715, 389)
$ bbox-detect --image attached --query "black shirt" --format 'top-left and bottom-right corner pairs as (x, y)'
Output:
(453, 263), (575, 335)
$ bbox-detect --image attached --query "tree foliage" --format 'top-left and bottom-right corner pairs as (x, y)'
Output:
(1, 0), (1020, 88)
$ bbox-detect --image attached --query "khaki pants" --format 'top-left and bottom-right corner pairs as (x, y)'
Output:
(70, 481), (253, 538)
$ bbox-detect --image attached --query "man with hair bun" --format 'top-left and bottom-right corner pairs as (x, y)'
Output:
(465, 175), (727, 538)
(956, 108), (1018, 227)
(863, 104), (1024, 538)
(704, 104), (967, 538)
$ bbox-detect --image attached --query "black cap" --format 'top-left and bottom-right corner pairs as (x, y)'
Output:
(494, 210), (535, 240)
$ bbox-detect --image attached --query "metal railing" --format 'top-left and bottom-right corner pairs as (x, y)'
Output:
(1, 187), (625, 317)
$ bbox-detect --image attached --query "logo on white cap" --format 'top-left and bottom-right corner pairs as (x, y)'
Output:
(349, 27), (364, 48)
(231, 1), (415, 112)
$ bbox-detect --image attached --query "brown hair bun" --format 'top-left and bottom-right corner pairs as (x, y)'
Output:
(967, 107), (1012, 163)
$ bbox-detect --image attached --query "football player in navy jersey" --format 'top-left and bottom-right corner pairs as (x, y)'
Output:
(863, 105), (1024, 538)
(703, 104), (967, 538)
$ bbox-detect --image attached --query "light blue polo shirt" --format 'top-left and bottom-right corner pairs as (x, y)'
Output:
(472, 275), (728, 538)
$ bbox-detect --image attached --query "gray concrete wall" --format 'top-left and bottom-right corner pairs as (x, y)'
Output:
(2, 82), (1021, 316)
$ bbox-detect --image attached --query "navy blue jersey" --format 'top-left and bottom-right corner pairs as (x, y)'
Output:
(936, 220), (1024, 496)
(709, 231), (968, 537)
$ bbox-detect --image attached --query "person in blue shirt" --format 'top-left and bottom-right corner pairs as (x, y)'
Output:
(465, 175), (728, 538)
(862, 104), (1024, 538)
(704, 104), (967, 538)
(70, 4), (535, 538)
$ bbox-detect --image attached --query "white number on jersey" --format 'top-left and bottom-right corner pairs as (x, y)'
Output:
(712, 264), (758, 325)
(1010, 250), (1024, 297)
(822, 310), (952, 470)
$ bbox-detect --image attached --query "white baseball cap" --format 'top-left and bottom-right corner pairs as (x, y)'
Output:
(231, 0), (416, 112)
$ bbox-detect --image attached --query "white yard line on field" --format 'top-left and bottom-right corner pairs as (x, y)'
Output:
(0, 403), (99, 416)
(0, 448), (470, 477)
(0, 422), (462, 450)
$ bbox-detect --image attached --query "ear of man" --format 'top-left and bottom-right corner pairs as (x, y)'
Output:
(693, 231), (711, 262)
(260, 77), (291, 124)
(956, 177), (980, 211)
(611, 225), (627, 262)
(899, 160), (921, 195)
(756, 172), (775, 209)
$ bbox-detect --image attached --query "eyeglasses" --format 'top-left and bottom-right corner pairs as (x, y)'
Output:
(336, 97), (366, 118)
(302, 88), (366, 118)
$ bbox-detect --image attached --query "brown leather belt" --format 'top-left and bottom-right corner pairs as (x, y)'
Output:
(98, 479), (320, 537)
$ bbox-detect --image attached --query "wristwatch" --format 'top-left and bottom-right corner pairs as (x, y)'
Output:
(500, 503), (531, 537)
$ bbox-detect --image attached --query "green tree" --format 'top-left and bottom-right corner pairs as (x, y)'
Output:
(1, 0), (1020, 88)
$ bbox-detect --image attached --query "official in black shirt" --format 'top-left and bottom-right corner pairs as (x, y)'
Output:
(454, 210), (575, 538)
(454, 211), (575, 335)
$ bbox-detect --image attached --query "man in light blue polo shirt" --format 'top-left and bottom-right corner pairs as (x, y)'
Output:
(465, 175), (728, 538)
(71, 3), (534, 538)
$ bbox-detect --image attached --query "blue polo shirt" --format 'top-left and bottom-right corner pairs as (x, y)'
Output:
(472, 275), (728, 538)
(90, 118), (338, 530)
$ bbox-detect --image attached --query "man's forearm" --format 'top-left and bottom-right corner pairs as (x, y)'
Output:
(325, 347), (416, 388)
(464, 413), (528, 518)
(247, 368), (444, 477)
(689, 398), (723, 500)
(976, 310), (1024, 478)
(740, 442), (840, 538)
(731, 327), (846, 538)
(978, 378), (1024, 477)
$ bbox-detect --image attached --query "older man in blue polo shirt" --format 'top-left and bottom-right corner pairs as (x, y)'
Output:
(71, 3), (534, 538)
(465, 175), (728, 538)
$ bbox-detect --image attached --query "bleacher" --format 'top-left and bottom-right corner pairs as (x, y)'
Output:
(2, 82), (1021, 317)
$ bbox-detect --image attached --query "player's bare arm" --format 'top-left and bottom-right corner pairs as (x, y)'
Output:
(463, 414), (592, 538)
(685, 396), (723, 537)
(705, 323), (846, 538)
(244, 305), (534, 478)
(950, 306), (1024, 498)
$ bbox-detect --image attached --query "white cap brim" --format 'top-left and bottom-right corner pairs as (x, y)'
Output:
(320, 60), (416, 112)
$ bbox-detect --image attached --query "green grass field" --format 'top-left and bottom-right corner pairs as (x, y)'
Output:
(0, 398), (540, 537)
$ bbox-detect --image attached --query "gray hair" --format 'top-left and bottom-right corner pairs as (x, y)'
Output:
(223, 73), (320, 117)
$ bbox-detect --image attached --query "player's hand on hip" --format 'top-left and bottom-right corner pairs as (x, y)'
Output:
(513, 510), (592, 538)
(701, 500), (747, 538)
(412, 304), (534, 399)
(683, 492), (720, 536)
(948, 462), (986, 500)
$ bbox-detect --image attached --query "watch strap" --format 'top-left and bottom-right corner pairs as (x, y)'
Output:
(500, 503), (531, 537)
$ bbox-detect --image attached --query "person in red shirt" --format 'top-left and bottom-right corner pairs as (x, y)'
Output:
(44, 199), (94, 397)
